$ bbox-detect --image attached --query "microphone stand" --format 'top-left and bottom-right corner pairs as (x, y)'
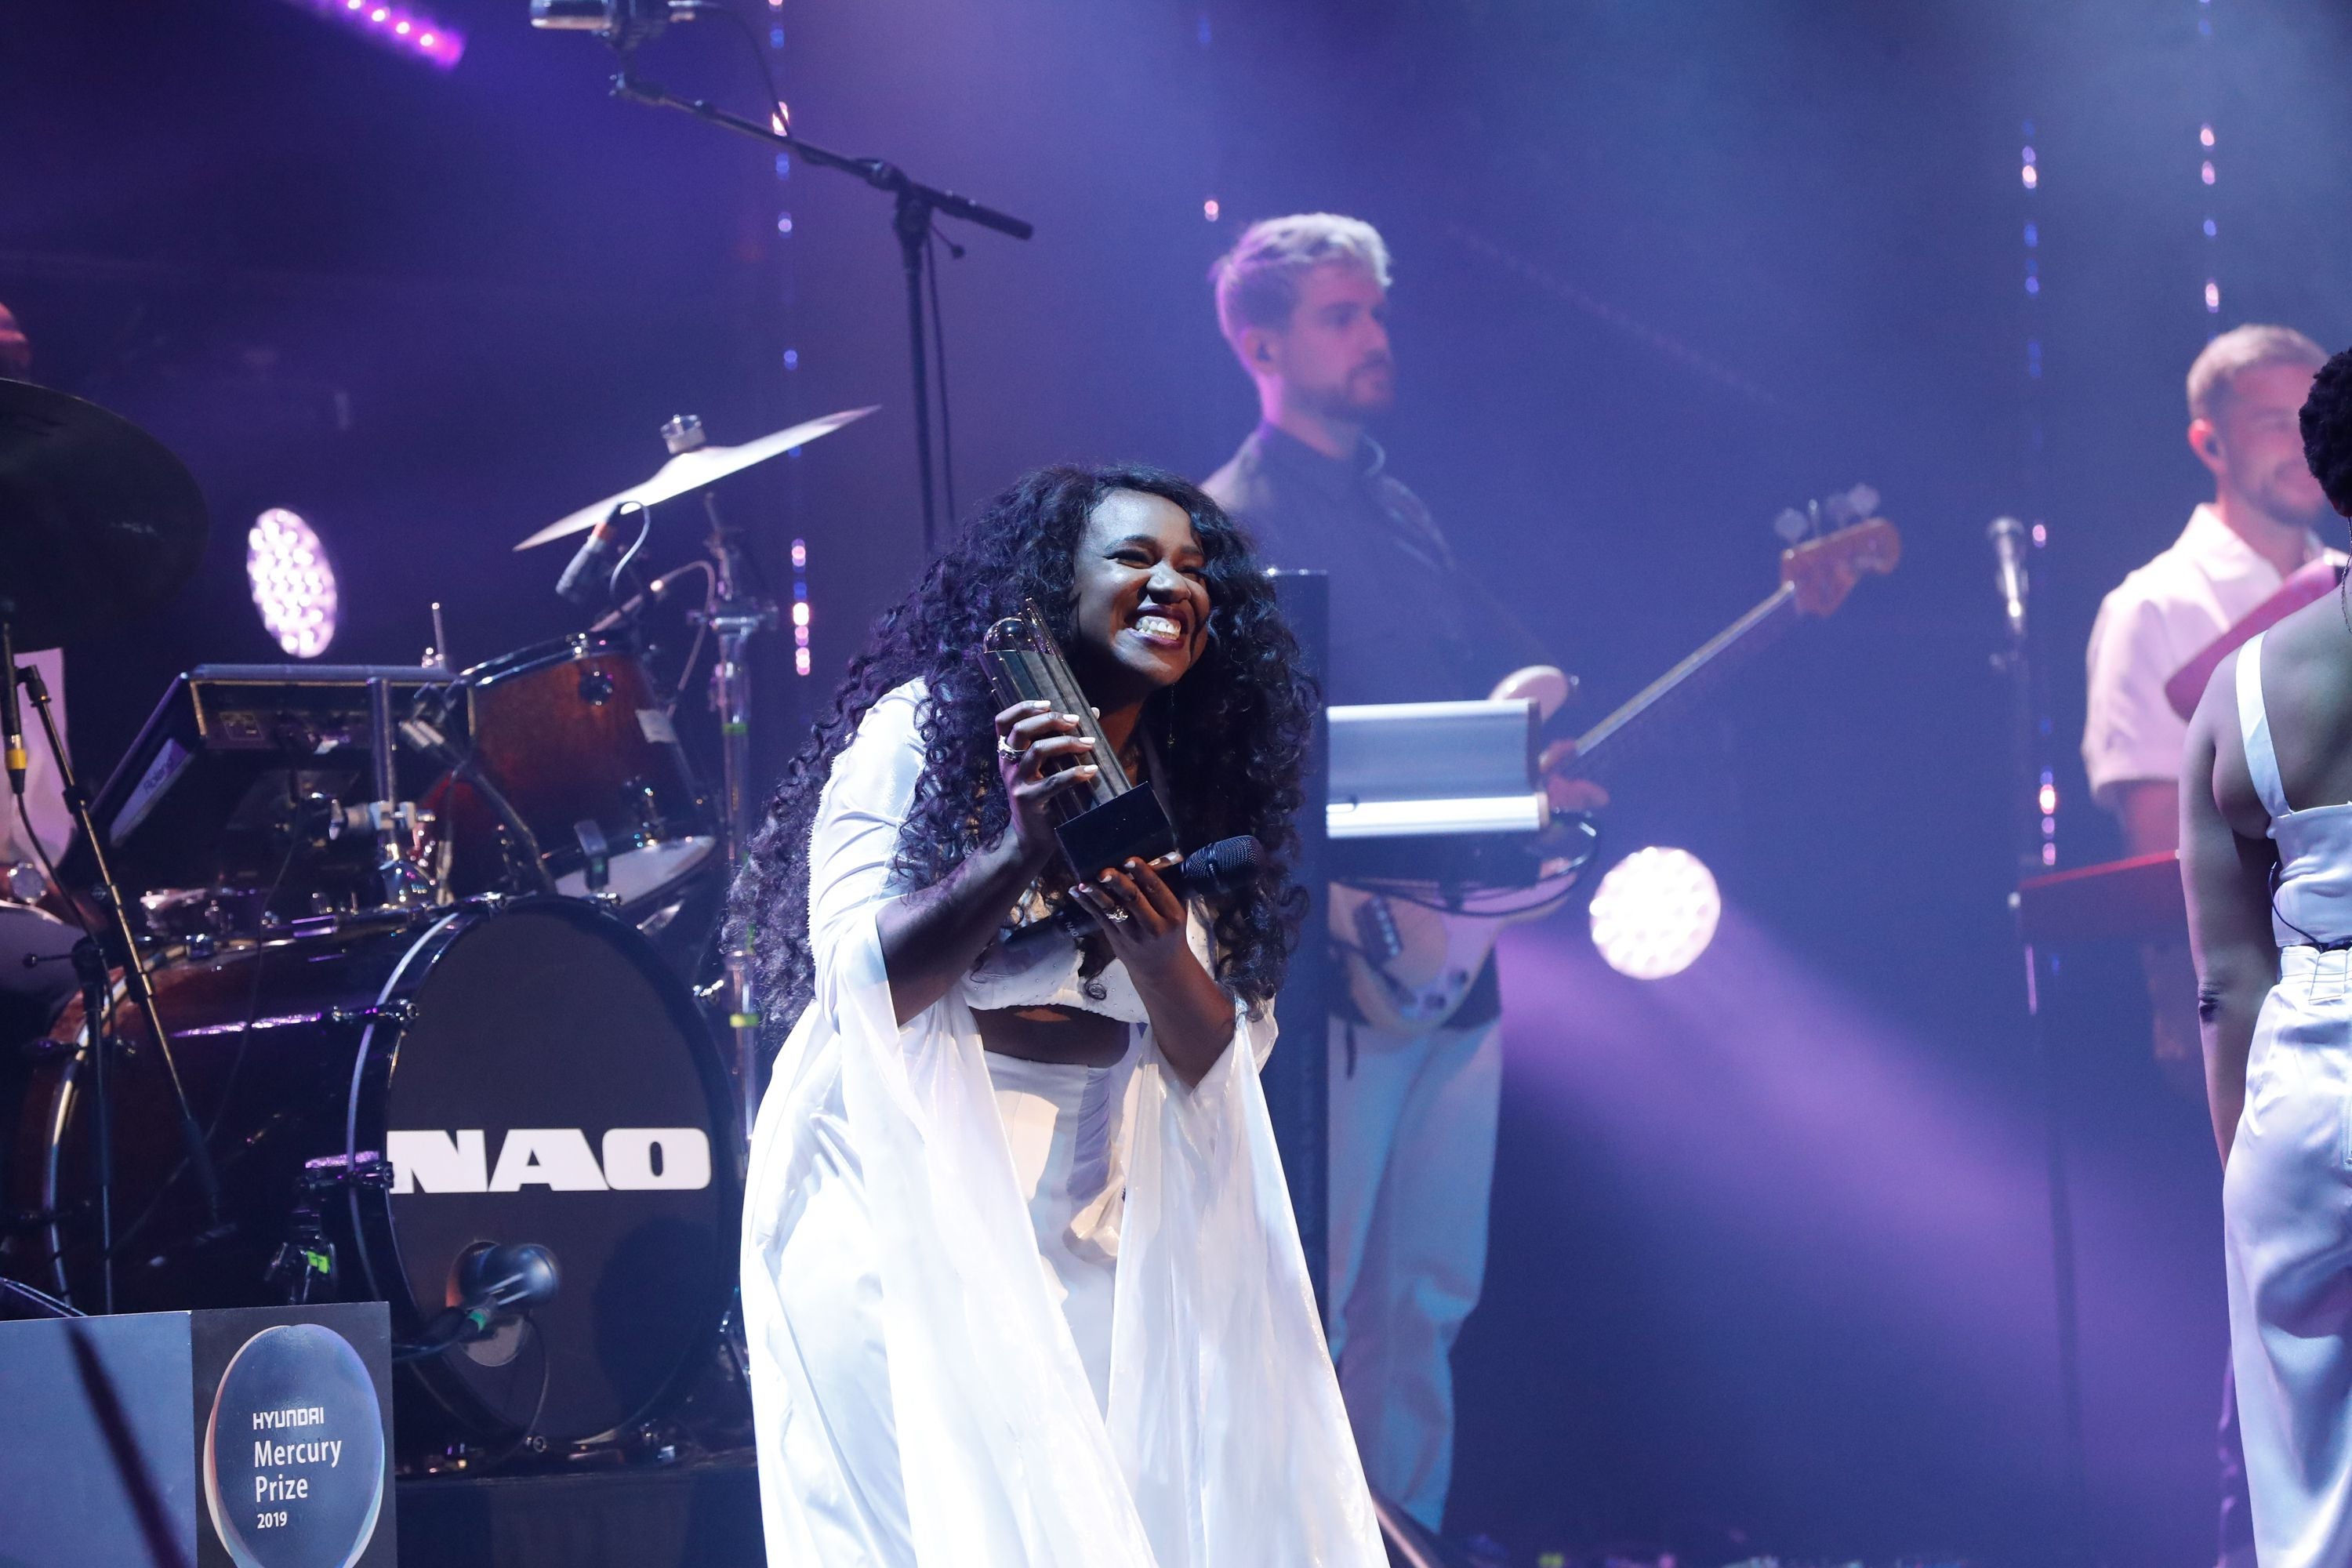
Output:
(1988, 523), (2089, 1563)
(605, 51), (1033, 554)
(11, 650), (225, 1296)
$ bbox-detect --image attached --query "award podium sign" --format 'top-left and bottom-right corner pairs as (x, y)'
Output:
(0, 1301), (396, 1568)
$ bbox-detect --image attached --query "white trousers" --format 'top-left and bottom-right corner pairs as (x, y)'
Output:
(1325, 1013), (1502, 1532)
(2225, 946), (2352, 1568)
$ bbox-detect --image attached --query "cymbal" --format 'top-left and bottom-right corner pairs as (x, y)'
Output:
(0, 379), (209, 652)
(515, 405), (878, 551)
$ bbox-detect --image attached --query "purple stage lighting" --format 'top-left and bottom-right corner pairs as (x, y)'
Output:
(247, 508), (340, 659)
(278, 0), (465, 69)
(1588, 845), (1720, 979)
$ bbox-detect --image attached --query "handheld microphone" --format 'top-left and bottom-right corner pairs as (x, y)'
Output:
(1987, 516), (2029, 641)
(556, 506), (636, 608)
(996, 836), (1266, 956)
(1, 622), (24, 799)
(1164, 833), (1265, 899)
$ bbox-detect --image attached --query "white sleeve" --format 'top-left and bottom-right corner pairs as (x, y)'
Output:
(804, 685), (928, 967)
(2082, 587), (2191, 810)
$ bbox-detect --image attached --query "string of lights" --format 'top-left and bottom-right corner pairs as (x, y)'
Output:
(2017, 119), (2059, 869)
(2197, 0), (2222, 328)
(760, 1), (813, 678)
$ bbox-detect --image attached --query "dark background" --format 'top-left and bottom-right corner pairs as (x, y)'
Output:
(11, 1), (2352, 1562)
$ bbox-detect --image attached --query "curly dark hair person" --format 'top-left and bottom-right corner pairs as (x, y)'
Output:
(728, 463), (1315, 1045)
(2302, 344), (2352, 520)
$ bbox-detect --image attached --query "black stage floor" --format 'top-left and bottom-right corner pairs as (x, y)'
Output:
(396, 1454), (765, 1568)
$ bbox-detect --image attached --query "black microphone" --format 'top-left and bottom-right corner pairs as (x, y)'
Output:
(555, 508), (633, 608)
(1, 621), (24, 798)
(996, 836), (1266, 956)
(1988, 516), (2029, 642)
(529, 0), (713, 31)
(398, 1242), (559, 1360)
(1164, 833), (1265, 899)
(590, 561), (701, 632)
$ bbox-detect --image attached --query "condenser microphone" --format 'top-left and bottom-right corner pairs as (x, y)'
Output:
(555, 506), (636, 608)
(1987, 516), (2029, 641)
(1, 621), (25, 798)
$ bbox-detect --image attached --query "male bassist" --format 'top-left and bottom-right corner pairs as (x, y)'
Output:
(1203, 212), (1596, 1531)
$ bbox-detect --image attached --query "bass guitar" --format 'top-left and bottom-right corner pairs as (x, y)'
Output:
(1331, 515), (1901, 1035)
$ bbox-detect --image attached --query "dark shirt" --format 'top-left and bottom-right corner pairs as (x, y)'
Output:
(1203, 422), (1550, 706)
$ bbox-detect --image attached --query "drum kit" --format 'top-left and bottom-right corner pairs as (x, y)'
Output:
(0, 377), (874, 1463)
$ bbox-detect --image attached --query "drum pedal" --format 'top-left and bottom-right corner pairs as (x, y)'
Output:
(267, 1152), (394, 1304)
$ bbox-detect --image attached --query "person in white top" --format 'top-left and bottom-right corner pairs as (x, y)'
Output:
(2087, 324), (2336, 855)
(2182, 341), (2352, 1568)
(727, 463), (1385, 1567)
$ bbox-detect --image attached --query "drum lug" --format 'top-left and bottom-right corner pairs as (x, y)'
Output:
(325, 1000), (417, 1030)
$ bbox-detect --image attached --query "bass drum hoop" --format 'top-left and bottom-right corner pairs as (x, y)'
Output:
(454, 630), (638, 691)
(338, 896), (741, 1445)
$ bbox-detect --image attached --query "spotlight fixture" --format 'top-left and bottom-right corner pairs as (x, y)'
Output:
(1588, 846), (1721, 980)
(277, 0), (465, 69)
(247, 508), (340, 659)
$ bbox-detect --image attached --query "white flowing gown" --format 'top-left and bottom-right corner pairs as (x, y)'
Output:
(741, 682), (1385, 1568)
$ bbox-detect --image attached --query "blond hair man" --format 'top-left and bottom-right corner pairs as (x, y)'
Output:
(2085, 324), (2336, 850)
(1203, 214), (1569, 1533)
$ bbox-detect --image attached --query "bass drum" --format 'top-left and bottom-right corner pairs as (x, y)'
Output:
(9, 898), (739, 1451)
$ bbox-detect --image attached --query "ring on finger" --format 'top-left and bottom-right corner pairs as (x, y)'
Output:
(996, 735), (1019, 759)
(1104, 906), (1130, 924)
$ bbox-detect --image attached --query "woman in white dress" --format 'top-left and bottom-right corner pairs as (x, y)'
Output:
(2183, 344), (2352, 1568)
(728, 464), (1385, 1568)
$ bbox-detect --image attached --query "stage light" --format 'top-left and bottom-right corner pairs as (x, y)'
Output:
(1589, 847), (1720, 981)
(277, 0), (464, 69)
(247, 508), (340, 659)
(1204, 198), (1221, 222)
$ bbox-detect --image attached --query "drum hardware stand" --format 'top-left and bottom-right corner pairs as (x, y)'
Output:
(365, 676), (438, 909)
(266, 1151), (393, 1305)
(600, 44), (1033, 553)
(10, 644), (225, 1258)
(690, 488), (777, 1147)
(395, 707), (561, 897)
(67, 935), (118, 1313)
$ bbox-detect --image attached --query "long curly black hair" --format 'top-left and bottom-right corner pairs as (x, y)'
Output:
(729, 463), (1314, 1046)
(2303, 344), (2352, 519)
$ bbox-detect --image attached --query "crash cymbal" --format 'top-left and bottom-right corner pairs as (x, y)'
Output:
(0, 379), (209, 651)
(515, 405), (878, 551)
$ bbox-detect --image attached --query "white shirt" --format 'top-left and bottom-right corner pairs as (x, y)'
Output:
(2082, 505), (2329, 808)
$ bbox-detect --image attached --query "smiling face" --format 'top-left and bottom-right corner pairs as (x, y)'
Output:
(1066, 488), (1213, 708)
(2196, 360), (2328, 526)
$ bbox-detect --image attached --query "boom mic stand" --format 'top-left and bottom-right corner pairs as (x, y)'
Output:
(9, 647), (224, 1310)
(602, 42), (1032, 554)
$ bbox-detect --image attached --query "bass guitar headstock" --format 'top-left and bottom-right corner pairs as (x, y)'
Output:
(1783, 517), (1901, 619)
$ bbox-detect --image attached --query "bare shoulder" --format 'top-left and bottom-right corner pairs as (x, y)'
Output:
(2187, 644), (2262, 839)
(2234, 586), (2352, 815)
